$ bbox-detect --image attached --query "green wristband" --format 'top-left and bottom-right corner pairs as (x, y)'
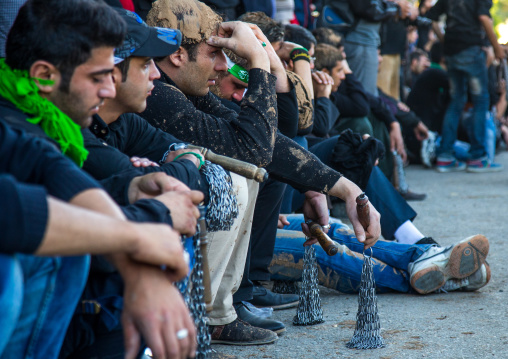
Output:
(173, 152), (205, 170)
(290, 47), (310, 63)
(228, 63), (249, 83)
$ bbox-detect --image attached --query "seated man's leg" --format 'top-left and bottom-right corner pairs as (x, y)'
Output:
(207, 174), (258, 325)
(0, 255), (23, 356)
(3, 255), (89, 359)
(366, 166), (417, 240)
(270, 215), (416, 293)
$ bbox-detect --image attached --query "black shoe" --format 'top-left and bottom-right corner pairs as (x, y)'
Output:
(209, 318), (278, 346)
(234, 302), (286, 334)
(249, 285), (299, 310)
(415, 237), (440, 246)
(399, 189), (427, 201)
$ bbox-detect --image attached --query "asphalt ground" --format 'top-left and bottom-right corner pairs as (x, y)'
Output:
(215, 151), (508, 359)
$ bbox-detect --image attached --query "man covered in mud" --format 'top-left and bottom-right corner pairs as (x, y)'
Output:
(141, 0), (381, 345)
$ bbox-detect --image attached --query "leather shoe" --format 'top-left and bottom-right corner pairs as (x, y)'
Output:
(248, 285), (299, 310)
(399, 189), (427, 201)
(234, 302), (286, 334)
(209, 318), (277, 345)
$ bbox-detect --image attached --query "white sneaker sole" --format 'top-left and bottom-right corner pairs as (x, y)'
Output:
(410, 235), (489, 294)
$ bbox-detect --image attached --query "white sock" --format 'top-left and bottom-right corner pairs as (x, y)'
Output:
(394, 220), (425, 244)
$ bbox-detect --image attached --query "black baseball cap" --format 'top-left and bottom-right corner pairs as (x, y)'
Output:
(113, 8), (182, 64)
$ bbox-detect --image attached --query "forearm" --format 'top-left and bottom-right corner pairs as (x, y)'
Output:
(480, 15), (501, 50)
(292, 60), (314, 100)
(70, 188), (126, 219)
(35, 196), (141, 256)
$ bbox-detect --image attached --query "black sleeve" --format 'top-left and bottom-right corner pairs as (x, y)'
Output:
(121, 199), (173, 226)
(142, 69), (278, 166)
(266, 132), (342, 194)
(0, 175), (48, 254)
(367, 92), (397, 129)
(349, 0), (399, 22)
(83, 128), (209, 197)
(276, 86), (299, 138)
(0, 121), (100, 201)
(332, 74), (370, 118)
(312, 97), (340, 137)
(425, 0), (446, 20)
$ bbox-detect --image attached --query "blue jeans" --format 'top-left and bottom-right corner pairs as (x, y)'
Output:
(0, 254), (89, 359)
(439, 46), (489, 159)
(270, 215), (432, 293)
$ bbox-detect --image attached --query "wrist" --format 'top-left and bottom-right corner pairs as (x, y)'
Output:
(290, 47), (311, 63)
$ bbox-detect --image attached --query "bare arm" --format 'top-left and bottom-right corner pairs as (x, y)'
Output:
(432, 22), (444, 43)
(479, 15), (506, 60)
(36, 194), (188, 276)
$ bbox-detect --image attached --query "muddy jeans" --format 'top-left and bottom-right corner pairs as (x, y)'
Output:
(207, 174), (259, 325)
(269, 214), (432, 293)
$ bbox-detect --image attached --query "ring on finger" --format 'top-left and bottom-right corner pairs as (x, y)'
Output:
(322, 224), (331, 230)
(176, 328), (189, 340)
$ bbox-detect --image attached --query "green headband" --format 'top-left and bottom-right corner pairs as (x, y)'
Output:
(228, 63), (249, 83)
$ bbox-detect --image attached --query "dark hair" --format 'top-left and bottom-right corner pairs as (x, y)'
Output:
(429, 41), (444, 64)
(237, 12), (284, 43)
(314, 43), (343, 73)
(409, 49), (428, 64)
(6, 0), (126, 92)
(284, 24), (317, 51)
(312, 27), (343, 49)
(115, 57), (132, 82)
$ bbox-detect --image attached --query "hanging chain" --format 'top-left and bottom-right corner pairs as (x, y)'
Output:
(346, 251), (385, 349)
(201, 161), (238, 232)
(293, 244), (324, 326)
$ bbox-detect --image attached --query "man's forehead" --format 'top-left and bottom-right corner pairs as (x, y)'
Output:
(78, 46), (115, 73)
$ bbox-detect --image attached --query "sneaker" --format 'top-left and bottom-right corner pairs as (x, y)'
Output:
(436, 157), (466, 173)
(249, 285), (299, 310)
(421, 131), (437, 168)
(234, 302), (286, 334)
(409, 234), (489, 294)
(209, 318), (278, 346)
(466, 156), (503, 173)
(441, 263), (491, 292)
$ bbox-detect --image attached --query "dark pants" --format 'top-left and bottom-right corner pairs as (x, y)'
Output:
(291, 136), (417, 240)
(233, 178), (287, 302)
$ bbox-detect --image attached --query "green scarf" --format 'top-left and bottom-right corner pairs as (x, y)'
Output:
(0, 59), (88, 167)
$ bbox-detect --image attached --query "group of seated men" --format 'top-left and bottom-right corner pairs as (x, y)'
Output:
(0, 0), (491, 358)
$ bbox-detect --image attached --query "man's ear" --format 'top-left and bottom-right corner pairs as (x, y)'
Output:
(168, 47), (187, 67)
(29, 60), (60, 95)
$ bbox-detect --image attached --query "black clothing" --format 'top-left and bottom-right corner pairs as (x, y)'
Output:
(366, 92), (397, 129)
(276, 87), (299, 138)
(406, 67), (450, 133)
(141, 67), (343, 194)
(332, 74), (370, 119)
(348, 0), (399, 22)
(83, 113), (208, 200)
(425, 0), (492, 55)
(0, 120), (99, 254)
(380, 20), (407, 56)
(311, 96), (340, 139)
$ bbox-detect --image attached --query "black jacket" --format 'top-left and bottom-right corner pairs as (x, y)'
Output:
(141, 67), (343, 194)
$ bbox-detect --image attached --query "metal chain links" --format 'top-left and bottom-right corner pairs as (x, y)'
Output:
(293, 244), (324, 326)
(176, 217), (211, 358)
(200, 161), (238, 232)
(346, 252), (386, 349)
(272, 280), (300, 295)
(161, 143), (238, 232)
